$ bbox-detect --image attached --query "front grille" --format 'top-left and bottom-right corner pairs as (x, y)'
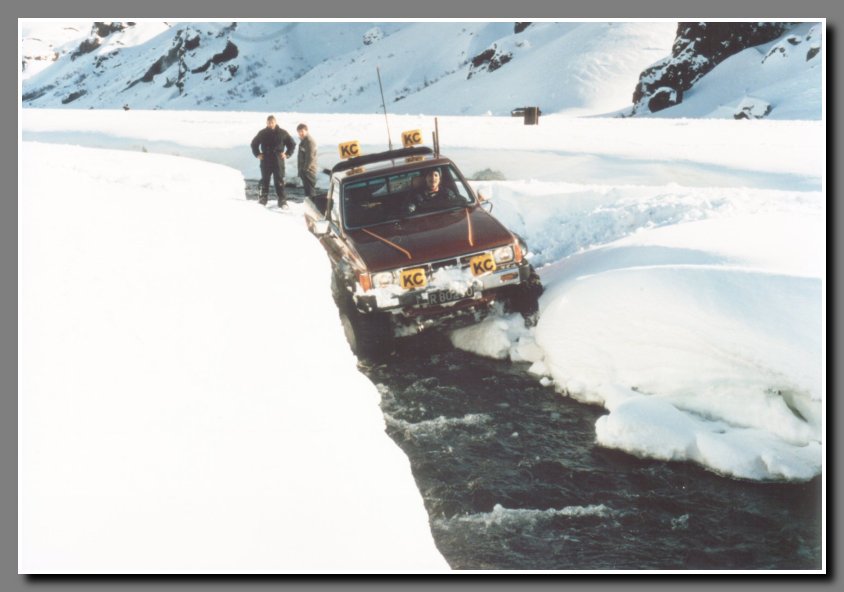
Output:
(430, 258), (463, 273)
(405, 250), (500, 276)
(402, 253), (520, 281)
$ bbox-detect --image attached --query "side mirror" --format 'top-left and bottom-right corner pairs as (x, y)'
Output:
(313, 219), (331, 236)
(477, 193), (493, 212)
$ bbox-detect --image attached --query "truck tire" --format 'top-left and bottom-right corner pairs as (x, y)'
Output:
(502, 265), (543, 324)
(339, 304), (394, 361)
(333, 271), (395, 360)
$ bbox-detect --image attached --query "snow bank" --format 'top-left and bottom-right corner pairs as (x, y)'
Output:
(452, 208), (823, 482)
(18, 142), (449, 573)
(20, 109), (824, 183)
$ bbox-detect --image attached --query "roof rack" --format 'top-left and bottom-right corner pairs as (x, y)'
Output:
(331, 146), (434, 174)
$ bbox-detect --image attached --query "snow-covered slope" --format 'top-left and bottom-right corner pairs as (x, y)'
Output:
(21, 20), (823, 119)
(21, 21), (94, 80)
(21, 20), (822, 119)
(21, 21), (677, 116)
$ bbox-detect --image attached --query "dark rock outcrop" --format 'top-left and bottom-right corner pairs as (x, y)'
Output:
(734, 99), (773, 119)
(191, 41), (239, 74)
(61, 89), (87, 104)
(647, 87), (680, 112)
(761, 28), (822, 65)
(93, 22), (128, 37)
(70, 38), (100, 60)
(22, 84), (55, 102)
(72, 22), (134, 60)
(184, 34), (201, 51)
(128, 43), (182, 87)
(630, 22), (792, 115)
(122, 26), (240, 97)
(467, 45), (513, 79)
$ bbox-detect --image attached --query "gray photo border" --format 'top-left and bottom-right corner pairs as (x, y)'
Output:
(5, 0), (838, 590)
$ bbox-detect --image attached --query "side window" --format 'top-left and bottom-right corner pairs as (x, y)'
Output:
(446, 166), (474, 204)
(342, 182), (368, 227)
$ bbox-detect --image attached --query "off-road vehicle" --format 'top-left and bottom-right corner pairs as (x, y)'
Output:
(303, 141), (542, 358)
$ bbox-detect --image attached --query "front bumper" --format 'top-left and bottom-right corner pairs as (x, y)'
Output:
(354, 260), (531, 315)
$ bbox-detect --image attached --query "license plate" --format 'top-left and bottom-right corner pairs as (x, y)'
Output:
(429, 286), (474, 305)
(469, 253), (496, 276)
(400, 267), (428, 289)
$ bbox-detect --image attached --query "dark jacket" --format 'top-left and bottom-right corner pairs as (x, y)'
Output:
(251, 126), (296, 159)
(297, 135), (318, 174)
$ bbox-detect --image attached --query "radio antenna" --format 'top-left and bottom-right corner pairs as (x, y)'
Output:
(376, 66), (393, 152)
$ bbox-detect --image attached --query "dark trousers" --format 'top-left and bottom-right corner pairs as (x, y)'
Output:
(300, 170), (317, 197)
(260, 155), (286, 198)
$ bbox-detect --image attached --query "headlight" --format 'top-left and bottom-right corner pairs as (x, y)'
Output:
(371, 271), (396, 288)
(493, 245), (515, 264)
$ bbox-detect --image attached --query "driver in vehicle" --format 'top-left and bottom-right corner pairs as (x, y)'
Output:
(411, 168), (461, 212)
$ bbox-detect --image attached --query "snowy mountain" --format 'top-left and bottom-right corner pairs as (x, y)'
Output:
(20, 20), (822, 119)
(21, 20), (677, 116)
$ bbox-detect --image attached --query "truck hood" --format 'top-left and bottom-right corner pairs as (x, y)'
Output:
(346, 207), (515, 272)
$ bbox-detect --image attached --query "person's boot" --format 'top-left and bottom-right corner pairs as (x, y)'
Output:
(259, 194), (268, 205)
(277, 197), (288, 209)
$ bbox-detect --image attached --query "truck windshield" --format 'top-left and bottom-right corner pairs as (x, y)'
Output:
(342, 164), (474, 228)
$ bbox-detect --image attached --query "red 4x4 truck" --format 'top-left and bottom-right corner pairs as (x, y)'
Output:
(303, 144), (543, 359)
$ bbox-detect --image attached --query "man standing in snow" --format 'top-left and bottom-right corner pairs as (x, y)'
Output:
(296, 123), (318, 199)
(251, 115), (296, 207)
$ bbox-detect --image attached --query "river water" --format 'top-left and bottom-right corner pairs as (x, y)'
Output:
(363, 332), (822, 571)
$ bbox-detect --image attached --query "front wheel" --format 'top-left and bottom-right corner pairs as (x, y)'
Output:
(502, 265), (544, 326)
(339, 306), (395, 361)
(333, 274), (394, 360)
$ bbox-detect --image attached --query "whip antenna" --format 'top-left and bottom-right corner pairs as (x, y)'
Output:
(376, 66), (393, 151)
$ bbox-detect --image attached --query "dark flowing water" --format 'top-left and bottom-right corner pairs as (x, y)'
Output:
(362, 333), (822, 571)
